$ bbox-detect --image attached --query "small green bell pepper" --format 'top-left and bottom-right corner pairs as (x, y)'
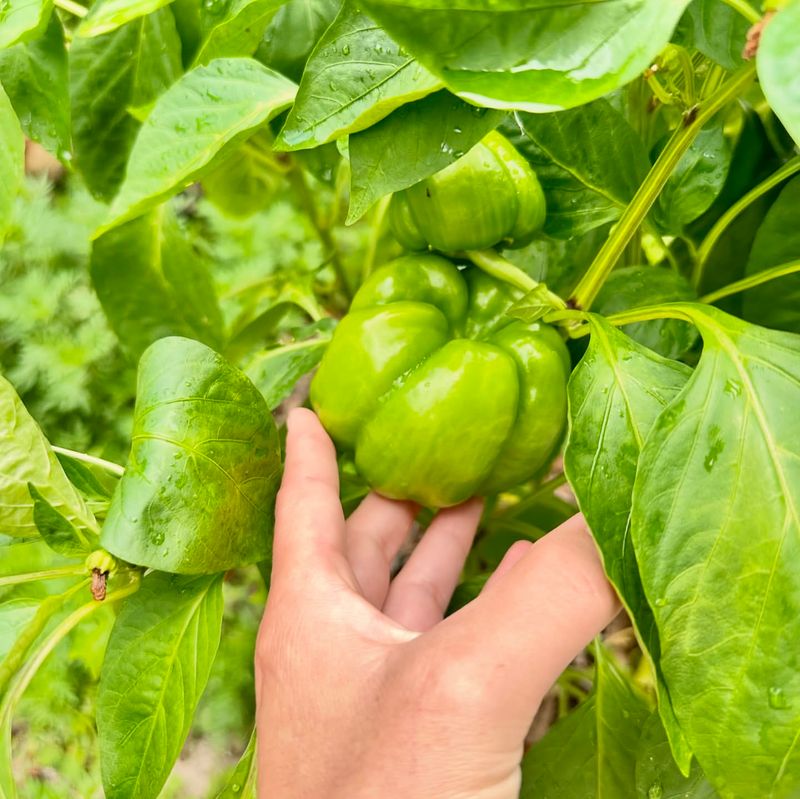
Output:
(310, 254), (569, 507)
(389, 131), (546, 253)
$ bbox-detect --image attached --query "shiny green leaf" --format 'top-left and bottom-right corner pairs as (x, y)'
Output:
(347, 90), (503, 222)
(193, 0), (284, 65)
(743, 176), (800, 334)
(69, 10), (183, 199)
(97, 571), (224, 799)
(275, 1), (440, 151)
(215, 728), (257, 798)
(565, 316), (693, 772)
(520, 645), (651, 797)
(91, 208), (225, 359)
(0, 83), (23, 236)
(100, 337), (282, 574)
(594, 267), (699, 359)
(632, 304), (800, 797)
(758, 1), (800, 147)
(257, 0), (341, 81)
(674, 0), (752, 71)
(0, 375), (95, 538)
(0, 0), (50, 49)
(78, 0), (177, 37)
(28, 484), (94, 557)
(361, 0), (692, 112)
(0, 16), (69, 156)
(99, 58), (296, 232)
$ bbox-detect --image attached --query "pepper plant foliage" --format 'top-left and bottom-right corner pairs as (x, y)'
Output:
(1, 0), (800, 796)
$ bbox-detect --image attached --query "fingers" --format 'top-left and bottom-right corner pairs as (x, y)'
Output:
(346, 493), (418, 607)
(272, 409), (350, 587)
(382, 498), (483, 631)
(443, 514), (619, 727)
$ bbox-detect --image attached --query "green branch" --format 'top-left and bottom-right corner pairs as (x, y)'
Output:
(700, 259), (800, 304)
(52, 445), (124, 477)
(0, 566), (86, 588)
(54, 0), (88, 16)
(569, 63), (756, 311)
(693, 156), (800, 286)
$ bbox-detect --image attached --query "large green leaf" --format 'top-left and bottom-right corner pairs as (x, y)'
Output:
(99, 337), (281, 574)
(594, 267), (699, 360)
(97, 571), (224, 799)
(360, 0), (692, 112)
(193, 0), (285, 65)
(0, 82), (23, 236)
(657, 119), (732, 234)
(91, 208), (225, 359)
(347, 90), (503, 222)
(564, 316), (693, 771)
(275, 1), (440, 151)
(78, 0), (177, 37)
(520, 645), (651, 797)
(0, 0), (50, 49)
(0, 16), (69, 156)
(69, 9), (183, 199)
(632, 304), (800, 797)
(673, 0), (752, 71)
(0, 375), (95, 538)
(758, 1), (800, 147)
(98, 58), (296, 233)
(742, 176), (800, 334)
(256, 0), (341, 81)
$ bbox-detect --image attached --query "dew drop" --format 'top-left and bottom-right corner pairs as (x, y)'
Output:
(768, 686), (789, 709)
(152, 530), (165, 545)
(342, 44), (350, 55)
(231, 785), (241, 793)
(654, 596), (667, 607)
(453, 126), (462, 134)
(724, 378), (742, 398)
(648, 782), (663, 799)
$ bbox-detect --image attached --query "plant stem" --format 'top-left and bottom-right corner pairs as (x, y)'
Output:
(497, 472), (568, 520)
(693, 156), (800, 286)
(700, 259), (800, 304)
(0, 566), (86, 588)
(54, 0), (88, 16)
(720, 0), (761, 24)
(362, 195), (391, 283)
(287, 166), (351, 299)
(569, 63), (756, 311)
(51, 445), (124, 477)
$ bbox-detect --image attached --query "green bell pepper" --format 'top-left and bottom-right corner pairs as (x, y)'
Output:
(310, 254), (569, 507)
(389, 131), (546, 253)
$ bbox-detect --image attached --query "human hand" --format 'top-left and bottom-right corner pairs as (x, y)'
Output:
(256, 409), (619, 799)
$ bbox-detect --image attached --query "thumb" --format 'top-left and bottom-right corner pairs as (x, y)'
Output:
(441, 515), (619, 734)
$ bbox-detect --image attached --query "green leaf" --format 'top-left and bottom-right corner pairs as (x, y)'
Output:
(347, 90), (503, 223)
(657, 119), (732, 233)
(28, 484), (94, 557)
(243, 328), (332, 409)
(0, 0), (51, 49)
(564, 316), (693, 772)
(55, 452), (115, 501)
(99, 337), (282, 574)
(632, 304), (800, 797)
(98, 58), (296, 233)
(78, 0), (177, 37)
(97, 571), (224, 799)
(594, 267), (699, 359)
(674, 0), (752, 71)
(636, 712), (720, 799)
(758, 1), (800, 147)
(91, 208), (225, 359)
(0, 375), (95, 538)
(361, 0), (692, 112)
(742, 176), (800, 334)
(520, 644), (651, 797)
(193, 0), (285, 65)
(0, 83), (23, 238)
(215, 728), (257, 798)
(256, 0), (341, 82)
(0, 16), (70, 157)
(69, 10), (183, 199)
(275, 1), (440, 151)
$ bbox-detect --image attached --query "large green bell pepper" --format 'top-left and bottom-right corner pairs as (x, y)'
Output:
(389, 131), (546, 253)
(310, 254), (569, 507)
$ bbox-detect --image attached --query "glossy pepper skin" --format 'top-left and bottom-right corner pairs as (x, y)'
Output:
(389, 131), (546, 253)
(310, 254), (569, 508)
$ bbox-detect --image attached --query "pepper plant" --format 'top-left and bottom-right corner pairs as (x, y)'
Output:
(1, 0), (800, 797)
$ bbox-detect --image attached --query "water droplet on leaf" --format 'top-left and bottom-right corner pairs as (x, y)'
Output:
(342, 44), (350, 55)
(648, 782), (663, 799)
(769, 686), (789, 709)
